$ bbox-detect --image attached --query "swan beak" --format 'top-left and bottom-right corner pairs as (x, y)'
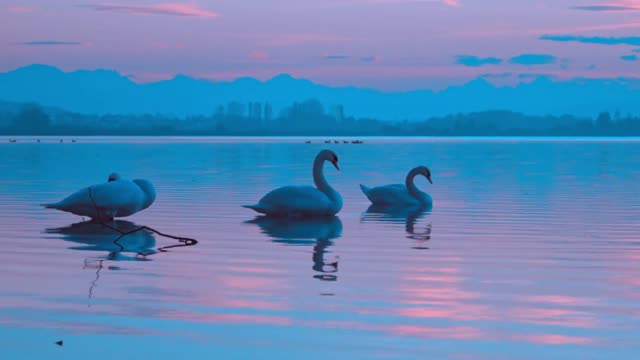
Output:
(427, 177), (433, 184)
(332, 161), (340, 171)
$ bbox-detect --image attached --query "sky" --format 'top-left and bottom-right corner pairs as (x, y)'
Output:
(1, 0), (640, 90)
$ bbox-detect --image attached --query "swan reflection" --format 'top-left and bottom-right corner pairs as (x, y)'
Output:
(361, 205), (432, 249)
(46, 220), (198, 305)
(247, 216), (342, 281)
(46, 220), (157, 260)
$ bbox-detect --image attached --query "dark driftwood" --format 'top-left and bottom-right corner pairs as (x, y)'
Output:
(87, 186), (198, 256)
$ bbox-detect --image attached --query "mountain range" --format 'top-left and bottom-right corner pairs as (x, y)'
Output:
(1, 64), (639, 120)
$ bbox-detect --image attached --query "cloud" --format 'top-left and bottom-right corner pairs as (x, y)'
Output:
(81, 3), (218, 18)
(364, 0), (460, 6)
(509, 54), (557, 65)
(572, 5), (639, 11)
(517, 73), (559, 80)
(621, 54), (639, 61)
(540, 34), (640, 46)
(6, 6), (37, 12)
(247, 50), (268, 60)
(18, 41), (87, 46)
(250, 33), (351, 47)
(361, 55), (382, 62)
(324, 54), (350, 60)
(480, 72), (513, 79)
(455, 55), (502, 67)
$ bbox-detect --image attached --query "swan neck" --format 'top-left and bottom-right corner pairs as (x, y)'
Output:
(313, 156), (334, 195)
(405, 168), (421, 200)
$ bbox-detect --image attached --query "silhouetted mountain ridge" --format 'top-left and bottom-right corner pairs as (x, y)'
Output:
(1, 64), (639, 120)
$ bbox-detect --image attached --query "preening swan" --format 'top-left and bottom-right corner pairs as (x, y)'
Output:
(42, 173), (156, 220)
(243, 149), (343, 217)
(360, 166), (433, 207)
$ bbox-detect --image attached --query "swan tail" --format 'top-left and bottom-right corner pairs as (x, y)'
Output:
(359, 184), (371, 195)
(242, 204), (269, 214)
(42, 202), (63, 210)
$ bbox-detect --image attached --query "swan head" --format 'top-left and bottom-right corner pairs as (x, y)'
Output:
(133, 179), (157, 210)
(416, 166), (432, 184)
(318, 149), (340, 171)
(107, 172), (121, 182)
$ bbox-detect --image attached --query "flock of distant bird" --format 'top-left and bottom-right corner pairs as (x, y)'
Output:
(305, 140), (364, 144)
(8, 139), (76, 143)
(42, 149), (433, 220)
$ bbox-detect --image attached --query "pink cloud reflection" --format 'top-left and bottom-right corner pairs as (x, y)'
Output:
(512, 333), (594, 345)
(168, 310), (292, 327)
(390, 325), (482, 340)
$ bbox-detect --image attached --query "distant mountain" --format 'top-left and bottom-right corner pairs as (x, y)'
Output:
(1, 64), (639, 120)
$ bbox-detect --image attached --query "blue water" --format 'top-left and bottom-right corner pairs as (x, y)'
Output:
(1, 137), (639, 359)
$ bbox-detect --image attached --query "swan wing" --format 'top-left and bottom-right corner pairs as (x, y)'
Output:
(361, 184), (416, 205)
(44, 180), (144, 218)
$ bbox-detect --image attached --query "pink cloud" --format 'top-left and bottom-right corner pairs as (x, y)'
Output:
(442, 0), (461, 6)
(247, 50), (269, 60)
(83, 3), (218, 18)
(364, 0), (460, 5)
(6, 6), (37, 12)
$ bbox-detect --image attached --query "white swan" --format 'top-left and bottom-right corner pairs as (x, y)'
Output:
(42, 172), (156, 220)
(243, 149), (343, 217)
(360, 166), (433, 207)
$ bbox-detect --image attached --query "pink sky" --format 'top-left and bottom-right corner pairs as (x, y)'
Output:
(1, 1), (640, 89)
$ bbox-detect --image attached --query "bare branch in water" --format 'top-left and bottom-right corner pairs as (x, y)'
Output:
(83, 258), (104, 306)
(81, 186), (199, 306)
(87, 186), (198, 256)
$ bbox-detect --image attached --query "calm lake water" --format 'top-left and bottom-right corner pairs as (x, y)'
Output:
(1, 137), (639, 359)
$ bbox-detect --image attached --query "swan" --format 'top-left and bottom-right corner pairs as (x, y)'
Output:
(360, 166), (433, 207)
(42, 173), (156, 221)
(243, 149), (343, 217)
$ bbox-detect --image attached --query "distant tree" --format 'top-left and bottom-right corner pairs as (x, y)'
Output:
(14, 103), (51, 134)
(596, 111), (612, 129)
(333, 104), (345, 123)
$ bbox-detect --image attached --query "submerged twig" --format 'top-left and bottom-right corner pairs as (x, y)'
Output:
(87, 186), (198, 257)
(83, 258), (104, 306)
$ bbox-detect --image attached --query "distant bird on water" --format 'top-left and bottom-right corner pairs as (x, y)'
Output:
(243, 149), (343, 217)
(42, 173), (156, 221)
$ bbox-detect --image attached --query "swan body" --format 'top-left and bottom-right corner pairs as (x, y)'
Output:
(243, 149), (342, 217)
(360, 166), (433, 207)
(42, 173), (156, 220)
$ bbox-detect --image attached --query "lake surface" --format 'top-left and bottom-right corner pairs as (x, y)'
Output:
(1, 136), (639, 359)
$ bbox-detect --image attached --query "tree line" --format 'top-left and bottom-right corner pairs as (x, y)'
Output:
(1, 99), (639, 136)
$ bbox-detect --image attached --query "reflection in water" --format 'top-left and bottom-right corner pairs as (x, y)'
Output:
(46, 220), (198, 304)
(47, 220), (157, 259)
(247, 216), (342, 281)
(361, 205), (432, 249)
